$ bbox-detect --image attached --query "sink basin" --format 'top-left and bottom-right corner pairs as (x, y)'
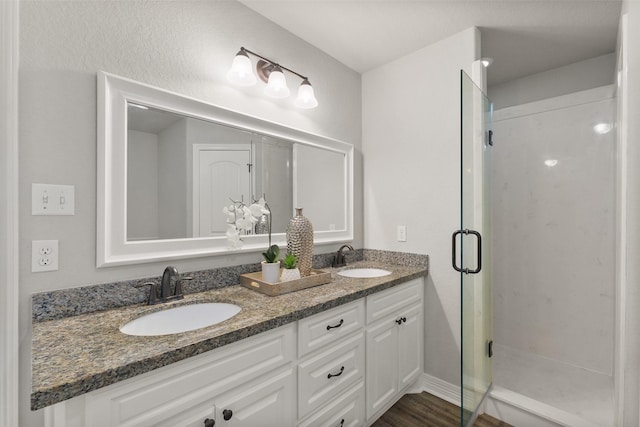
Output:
(337, 268), (392, 278)
(120, 303), (241, 336)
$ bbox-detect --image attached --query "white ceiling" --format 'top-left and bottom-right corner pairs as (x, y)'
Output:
(239, 0), (622, 86)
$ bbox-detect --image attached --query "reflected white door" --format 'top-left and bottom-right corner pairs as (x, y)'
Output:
(195, 148), (252, 237)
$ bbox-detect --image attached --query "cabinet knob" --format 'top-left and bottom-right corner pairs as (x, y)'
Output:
(327, 365), (345, 379)
(339, 419), (345, 426)
(204, 418), (215, 427)
(326, 319), (344, 330)
(222, 409), (233, 421)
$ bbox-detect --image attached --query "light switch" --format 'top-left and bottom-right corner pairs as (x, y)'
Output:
(32, 183), (75, 215)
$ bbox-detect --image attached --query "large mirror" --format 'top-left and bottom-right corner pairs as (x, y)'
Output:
(97, 72), (353, 267)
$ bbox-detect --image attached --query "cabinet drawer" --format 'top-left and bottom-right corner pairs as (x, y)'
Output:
(366, 278), (423, 324)
(298, 381), (365, 427)
(85, 324), (295, 427)
(298, 299), (365, 358)
(298, 331), (365, 419)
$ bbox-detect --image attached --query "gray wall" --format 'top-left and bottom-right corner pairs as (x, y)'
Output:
(18, 1), (361, 425)
(363, 27), (480, 388)
(489, 52), (616, 109)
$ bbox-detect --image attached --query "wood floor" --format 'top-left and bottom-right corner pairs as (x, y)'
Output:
(371, 392), (513, 427)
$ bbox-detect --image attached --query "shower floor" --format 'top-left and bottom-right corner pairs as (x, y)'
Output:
(492, 344), (614, 426)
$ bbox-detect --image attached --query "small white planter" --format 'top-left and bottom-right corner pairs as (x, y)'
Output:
(280, 268), (301, 282)
(261, 261), (281, 283)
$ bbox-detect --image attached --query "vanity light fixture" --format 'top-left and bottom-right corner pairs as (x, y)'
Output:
(227, 47), (318, 109)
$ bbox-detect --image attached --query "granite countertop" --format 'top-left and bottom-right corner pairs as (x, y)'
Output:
(31, 261), (427, 410)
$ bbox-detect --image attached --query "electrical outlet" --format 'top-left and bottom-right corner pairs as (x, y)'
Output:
(397, 225), (407, 242)
(32, 240), (59, 272)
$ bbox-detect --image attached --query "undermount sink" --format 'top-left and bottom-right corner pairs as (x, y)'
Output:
(337, 268), (392, 278)
(120, 303), (241, 336)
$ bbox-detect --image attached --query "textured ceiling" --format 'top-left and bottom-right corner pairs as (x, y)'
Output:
(239, 0), (622, 85)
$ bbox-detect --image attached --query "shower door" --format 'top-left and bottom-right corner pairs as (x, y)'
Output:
(455, 70), (493, 426)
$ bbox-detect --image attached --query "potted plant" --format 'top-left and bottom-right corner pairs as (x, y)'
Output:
(280, 253), (301, 282)
(261, 244), (281, 283)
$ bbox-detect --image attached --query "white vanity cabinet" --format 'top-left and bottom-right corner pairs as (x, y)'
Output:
(365, 279), (424, 420)
(297, 300), (366, 426)
(44, 277), (425, 427)
(81, 324), (296, 427)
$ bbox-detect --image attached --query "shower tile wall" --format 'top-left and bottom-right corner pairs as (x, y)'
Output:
(492, 92), (615, 375)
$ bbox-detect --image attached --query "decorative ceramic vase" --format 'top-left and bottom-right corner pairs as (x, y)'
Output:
(261, 261), (281, 283)
(280, 268), (301, 282)
(286, 208), (313, 277)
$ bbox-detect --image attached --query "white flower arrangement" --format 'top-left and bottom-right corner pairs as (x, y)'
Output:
(223, 197), (270, 249)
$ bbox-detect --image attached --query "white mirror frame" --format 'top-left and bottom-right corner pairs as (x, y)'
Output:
(97, 71), (354, 267)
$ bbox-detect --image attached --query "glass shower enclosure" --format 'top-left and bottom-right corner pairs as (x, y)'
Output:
(456, 70), (493, 426)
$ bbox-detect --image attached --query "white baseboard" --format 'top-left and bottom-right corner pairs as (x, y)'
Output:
(420, 372), (461, 407)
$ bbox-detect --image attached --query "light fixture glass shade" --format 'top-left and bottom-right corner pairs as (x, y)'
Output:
(295, 79), (318, 109)
(227, 51), (257, 86)
(294, 79), (318, 108)
(264, 67), (290, 99)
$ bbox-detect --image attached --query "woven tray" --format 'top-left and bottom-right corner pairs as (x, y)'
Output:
(239, 269), (332, 297)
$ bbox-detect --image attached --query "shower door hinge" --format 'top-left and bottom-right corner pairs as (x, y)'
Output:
(488, 340), (494, 358)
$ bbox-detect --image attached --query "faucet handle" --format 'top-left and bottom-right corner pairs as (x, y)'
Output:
(175, 276), (193, 297)
(135, 282), (158, 305)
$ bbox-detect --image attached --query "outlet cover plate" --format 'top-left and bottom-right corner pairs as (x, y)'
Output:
(32, 240), (59, 272)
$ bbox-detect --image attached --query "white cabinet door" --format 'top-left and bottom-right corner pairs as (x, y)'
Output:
(365, 318), (398, 419)
(214, 366), (296, 427)
(397, 303), (423, 389)
(365, 278), (425, 422)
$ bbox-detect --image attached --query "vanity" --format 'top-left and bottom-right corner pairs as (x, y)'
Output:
(32, 259), (427, 427)
(31, 73), (427, 426)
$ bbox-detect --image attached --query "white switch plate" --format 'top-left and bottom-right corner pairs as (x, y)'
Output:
(32, 240), (59, 272)
(397, 225), (407, 242)
(32, 183), (75, 215)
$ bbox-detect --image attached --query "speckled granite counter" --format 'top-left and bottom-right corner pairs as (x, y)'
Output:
(31, 259), (427, 410)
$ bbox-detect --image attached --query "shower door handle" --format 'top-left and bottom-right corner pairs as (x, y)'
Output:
(452, 229), (482, 274)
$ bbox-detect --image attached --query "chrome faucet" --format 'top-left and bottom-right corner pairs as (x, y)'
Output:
(136, 266), (192, 305)
(332, 244), (354, 268)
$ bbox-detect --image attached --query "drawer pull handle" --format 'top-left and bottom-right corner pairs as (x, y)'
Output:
(327, 366), (345, 379)
(223, 409), (233, 421)
(204, 419), (215, 427)
(339, 419), (345, 427)
(395, 317), (407, 325)
(326, 319), (344, 330)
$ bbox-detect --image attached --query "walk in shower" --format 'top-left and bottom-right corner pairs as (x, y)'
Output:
(490, 85), (616, 426)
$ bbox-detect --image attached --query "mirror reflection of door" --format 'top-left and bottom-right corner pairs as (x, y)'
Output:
(194, 145), (252, 237)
